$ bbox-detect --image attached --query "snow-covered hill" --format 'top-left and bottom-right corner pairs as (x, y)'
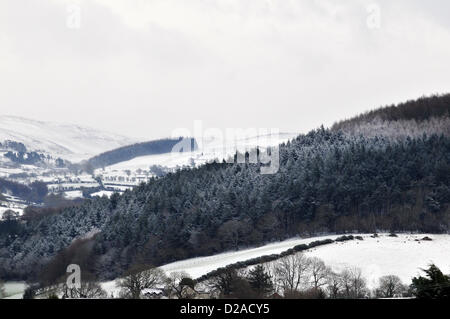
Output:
(96, 132), (299, 187)
(305, 234), (450, 289)
(0, 115), (136, 162)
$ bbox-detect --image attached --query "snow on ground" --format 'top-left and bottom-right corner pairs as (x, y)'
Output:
(91, 190), (115, 198)
(160, 235), (339, 279)
(99, 233), (450, 296)
(103, 184), (134, 192)
(159, 233), (450, 290)
(95, 132), (299, 186)
(103, 152), (196, 172)
(0, 206), (24, 219)
(49, 182), (100, 191)
(143, 233), (450, 291)
(304, 233), (450, 289)
(0, 115), (137, 162)
(100, 235), (339, 297)
(101, 280), (121, 298)
(5, 233), (450, 298)
(2, 282), (27, 299)
(0, 166), (34, 177)
(0, 193), (27, 219)
(63, 190), (83, 199)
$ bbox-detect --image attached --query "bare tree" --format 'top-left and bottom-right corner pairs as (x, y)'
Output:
(309, 257), (331, 289)
(375, 275), (407, 298)
(117, 265), (166, 299)
(62, 281), (107, 299)
(165, 272), (196, 299)
(326, 271), (342, 299)
(339, 267), (368, 299)
(274, 253), (311, 293)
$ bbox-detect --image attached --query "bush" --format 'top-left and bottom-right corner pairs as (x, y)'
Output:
(411, 264), (450, 299)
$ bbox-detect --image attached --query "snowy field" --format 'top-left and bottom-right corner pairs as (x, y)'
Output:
(160, 235), (339, 278)
(101, 233), (450, 296)
(0, 193), (27, 219)
(305, 233), (450, 289)
(1, 282), (27, 299)
(3, 233), (449, 298)
(159, 233), (450, 286)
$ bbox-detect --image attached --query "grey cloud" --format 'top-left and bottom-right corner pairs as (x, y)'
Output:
(0, 0), (449, 139)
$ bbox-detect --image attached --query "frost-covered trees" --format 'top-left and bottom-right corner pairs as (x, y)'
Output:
(218, 220), (249, 251)
(117, 265), (166, 299)
(332, 93), (450, 139)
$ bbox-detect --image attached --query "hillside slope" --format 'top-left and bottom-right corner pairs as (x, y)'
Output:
(100, 233), (449, 293)
(332, 94), (450, 139)
(0, 116), (136, 162)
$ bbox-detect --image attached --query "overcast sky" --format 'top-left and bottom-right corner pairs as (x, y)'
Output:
(1, 0), (450, 139)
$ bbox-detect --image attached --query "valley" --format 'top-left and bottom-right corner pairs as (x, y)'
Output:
(0, 116), (296, 212)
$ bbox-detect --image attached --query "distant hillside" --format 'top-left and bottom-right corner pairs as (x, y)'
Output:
(332, 94), (450, 139)
(86, 138), (198, 169)
(0, 178), (48, 203)
(0, 116), (136, 162)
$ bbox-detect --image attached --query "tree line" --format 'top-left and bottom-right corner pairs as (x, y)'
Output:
(20, 260), (449, 300)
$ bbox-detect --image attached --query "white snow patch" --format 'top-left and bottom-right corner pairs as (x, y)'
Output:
(159, 235), (338, 279)
(1, 282), (27, 299)
(64, 190), (83, 199)
(304, 233), (450, 289)
(91, 191), (115, 198)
